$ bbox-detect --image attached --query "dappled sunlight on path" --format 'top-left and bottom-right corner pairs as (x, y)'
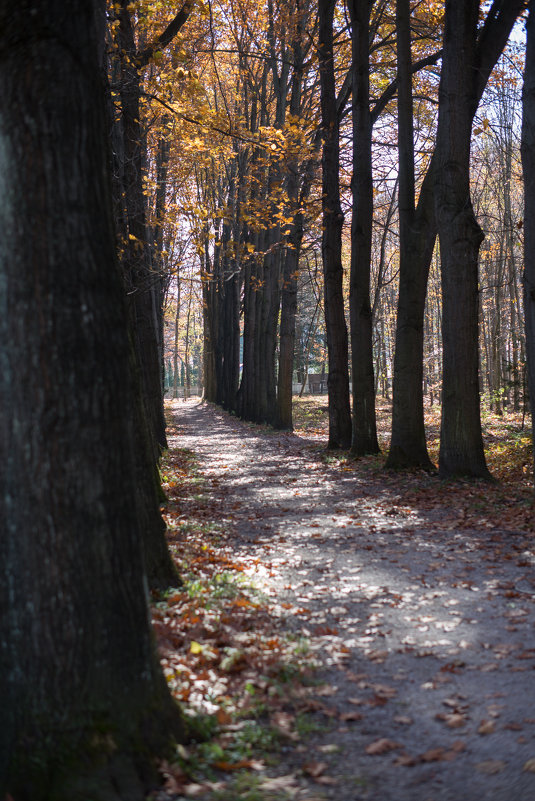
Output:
(169, 399), (535, 801)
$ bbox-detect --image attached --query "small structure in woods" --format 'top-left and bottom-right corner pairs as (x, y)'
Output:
(308, 373), (328, 394)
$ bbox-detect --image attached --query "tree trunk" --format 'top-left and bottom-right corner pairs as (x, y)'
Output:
(276, 8), (306, 430)
(318, 0), (352, 449)
(0, 4), (183, 798)
(117, 0), (168, 454)
(522, 1), (535, 487)
(435, 0), (490, 479)
(347, 0), (380, 456)
(386, 0), (435, 469)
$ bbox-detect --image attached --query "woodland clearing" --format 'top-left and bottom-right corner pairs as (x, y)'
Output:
(153, 397), (535, 801)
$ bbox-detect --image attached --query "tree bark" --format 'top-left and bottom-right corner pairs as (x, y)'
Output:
(347, 0), (380, 455)
(386, 0), (435, 469)
(117, 0), (168, 454)
(318, 0), (352, 449)
(522, 0), (535, 487)
(276, 4), (307, 430)
(435, 0), (490, 479)
(0, 3), (183, 798)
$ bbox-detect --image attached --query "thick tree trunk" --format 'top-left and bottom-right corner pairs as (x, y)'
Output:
(318, 0), (352, 449)
(522, 1), (535, 487)
(435, 0), (490, 479)
(0, 4), (183, 798)
(347, 0), (380, 456)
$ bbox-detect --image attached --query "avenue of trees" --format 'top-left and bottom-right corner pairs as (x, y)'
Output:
(141, 0), (533, 479)
(1, 0), (535, 799)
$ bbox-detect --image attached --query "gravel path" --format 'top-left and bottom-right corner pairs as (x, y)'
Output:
(171, 399), (535, 801)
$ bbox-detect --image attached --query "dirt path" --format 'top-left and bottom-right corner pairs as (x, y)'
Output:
(170, 399), (535, 801)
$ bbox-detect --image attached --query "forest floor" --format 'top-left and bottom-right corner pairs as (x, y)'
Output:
(152, 397), (535, 801)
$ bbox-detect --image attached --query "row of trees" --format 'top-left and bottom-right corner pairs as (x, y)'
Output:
(150, 0), (530, 479)
(3, 1), (535, 798)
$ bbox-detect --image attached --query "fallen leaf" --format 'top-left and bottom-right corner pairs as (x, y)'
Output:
(340, 711), (363, 722)
(421, 747), (446, 762)
(214, 759), (263, 771)
(478, 719), (496, 735)
(365, 738), (400, 755)
(394, 752), (419, 767)
(314, 775), (338, 785)
(394, 715), (413, 725)
(475, 760), (506, 775)
(435, 712), (466, 728)
(450, 740), (466, 753)
(303, 761), (327, 778)
(523, 758), (535, 773)
(270, 711), (298, 741)
(259, 774), (299, 793)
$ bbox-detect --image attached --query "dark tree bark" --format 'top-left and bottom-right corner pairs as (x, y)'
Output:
(112, 2), (191, 588)
(388, 0), (527, 472)
(522, 0), (535, 486)
(0, 3), (183, 799)
(116, 0), (168, 454)
(385, 0), (435, 470)
(347, 0), (380, 456)
(318, 0), (352, 449)
(276, 1), (307, 430)
(435, 0), (490, 479)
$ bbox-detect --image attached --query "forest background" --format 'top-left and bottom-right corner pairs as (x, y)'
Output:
(3, 2), (535, 799)
(115, 0), (534, 481)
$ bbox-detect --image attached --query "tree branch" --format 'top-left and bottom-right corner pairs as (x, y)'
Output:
(137, 0), (194, 67)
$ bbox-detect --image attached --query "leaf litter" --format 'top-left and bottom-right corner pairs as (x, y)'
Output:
(152, 398), (535, 801)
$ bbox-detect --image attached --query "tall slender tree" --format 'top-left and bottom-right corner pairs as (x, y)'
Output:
(318, 0), (352, 448)
(347, 0), (380, 456)
(522, 0), (535, 486)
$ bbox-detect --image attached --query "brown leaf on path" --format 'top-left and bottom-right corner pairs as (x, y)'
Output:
(270, 711), (299, 740)
(394, 752), (419, 767)
(365, 738), (400, 755)
(259, 774), (299, 794)
(340, 710), (363, 722)
(394, 715), (413, 725)
(303, 761), (328, 778)
(369, 683), (397, 698)
(450, 740), (466, 753)
(435, 712), (466, 728)
(313, 775), (338, 785)
(478, 719), (496, 735)
(475, 760), (506, 775)
(523, 758), (535, 773)
(421, 747), (447, 762)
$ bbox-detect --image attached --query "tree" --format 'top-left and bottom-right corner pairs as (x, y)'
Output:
(0, 3), (183, 798)
(347, 0), (381, 456)
(387, 0), (527, 473)
(386, 0), (436, 470)
(434, 0), (490, 478)
(318, 0), (352, 449)
(522, 0), (535, 485)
